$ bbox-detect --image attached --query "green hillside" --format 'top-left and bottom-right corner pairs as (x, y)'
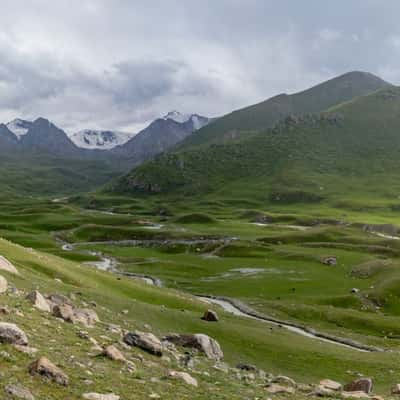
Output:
(0, 155), (123, 196)
(114, 86), (400, 208)
(180, 71), (389, 148)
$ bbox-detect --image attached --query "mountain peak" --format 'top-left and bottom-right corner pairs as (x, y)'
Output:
(6, 118), (33, 140)
(163, 111), (192, 123)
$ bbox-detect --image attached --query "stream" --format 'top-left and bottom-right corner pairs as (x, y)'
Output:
(199, 296), (382, 353)
(57, 234), (382, 353)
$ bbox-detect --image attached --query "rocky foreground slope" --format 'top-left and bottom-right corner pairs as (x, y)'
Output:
(0, 236), (398, 399)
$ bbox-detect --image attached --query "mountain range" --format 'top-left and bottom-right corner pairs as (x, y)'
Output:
(0, 111), (211, 160)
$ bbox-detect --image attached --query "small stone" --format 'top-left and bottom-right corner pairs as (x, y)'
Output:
(0, 256), (19, 275)
(342, 391), (371, 399)
(102, 345), (126, 362)
(273, 375), (296, 387)
(26, 291), (51, 313)
(310, 385), (335, 397)
(5, 384), (35, 400)
(168, 370), (198, 387)
(82, 394), (120, 400)
(344, 378), (373, 394)
(14, 344), (38, 355)
(265, 384), (295, 394)
(0, 323), (28, 345)
(29, 357), (69, 386)
(392, 384), (400, 394)
(123, 331), (163, 356)
(0, 275), (8, 294)
(320, 379), (342, 391)
(201, 309), (219, 322)
(53, 304), (75, 322)
(236, 362), (257, 371)
(164, 333), (223, 360)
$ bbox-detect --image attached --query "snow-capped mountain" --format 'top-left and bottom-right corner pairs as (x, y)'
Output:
(163, 111), (210, 130)
(6, 119), (33, 140)
(69, 129), (135, 150)
(111, 111), (212, 165)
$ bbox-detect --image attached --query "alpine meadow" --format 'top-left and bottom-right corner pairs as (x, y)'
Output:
(2, 2), (400, 400)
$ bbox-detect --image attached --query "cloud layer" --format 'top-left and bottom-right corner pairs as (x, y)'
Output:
(0, 0), (400, 133)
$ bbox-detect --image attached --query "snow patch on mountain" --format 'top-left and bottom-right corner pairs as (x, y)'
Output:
(163, 111), (191, 123)
(163, 111), (210, 130)
(69, 129), (135, 150)
(6, 119), (33, 139)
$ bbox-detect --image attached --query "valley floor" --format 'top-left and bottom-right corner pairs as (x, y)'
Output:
(2, 194), (400, 398)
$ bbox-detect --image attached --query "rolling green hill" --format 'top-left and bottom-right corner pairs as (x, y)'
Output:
(0, 155), (123, 196)
(180, 71), (390, 148)
(113, 85), (400, 207)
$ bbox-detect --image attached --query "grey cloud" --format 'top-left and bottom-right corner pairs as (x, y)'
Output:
(1, 0), (400, 132)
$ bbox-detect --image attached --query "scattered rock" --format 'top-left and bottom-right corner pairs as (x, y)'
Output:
(320, 379), (342, 391)
(168, 370), (198, 387)
(265, 384), (295, 394)
(322, 256), (337, 266)
(73, 308), (100, 327)
(164, 333), (223, 360)
(310, 384), (335, 397)
(201, 309), (219, 322)
(344, 378), (373, 394)
(273, 375), (296, 387)
(5, 384), (35, 400)
(392, 384), (400, 394)
(53, 303), (75, 322)
(29, 357), (69, 386)
(26, 291), (51, 313)
(47, 293), (72, 308)
(342, 391), (371, 399)
(0, 305), (10, 314)
(14, 344), (38, 355)
(236, 362), (258, 371)
(0, 256), (19, 275)
(0, 323), (28, 345)
(0, 275), (8, 294)
(102, 345), (126, 362)
(53, 303), (99, 327)
(82, 394), (120, 400)
(123, 331), (163, 356)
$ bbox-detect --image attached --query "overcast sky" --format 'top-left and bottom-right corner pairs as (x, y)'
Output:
(0, 0), (399, 133)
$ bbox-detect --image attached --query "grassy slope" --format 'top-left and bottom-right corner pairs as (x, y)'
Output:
(114, 86), (400, 208)
(0, 154), (123, 196)
(2, 196), (400, 397)
(179, 71), (389, 148)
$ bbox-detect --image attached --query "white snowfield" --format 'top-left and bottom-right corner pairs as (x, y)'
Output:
(163, 111), (209, 130)
(6, 119), (32, 139)
(68, 129), (135, 150)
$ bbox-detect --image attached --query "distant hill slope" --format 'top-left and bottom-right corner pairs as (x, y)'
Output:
(114, 85), (400, 201)
(180, 71), (390, 148)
